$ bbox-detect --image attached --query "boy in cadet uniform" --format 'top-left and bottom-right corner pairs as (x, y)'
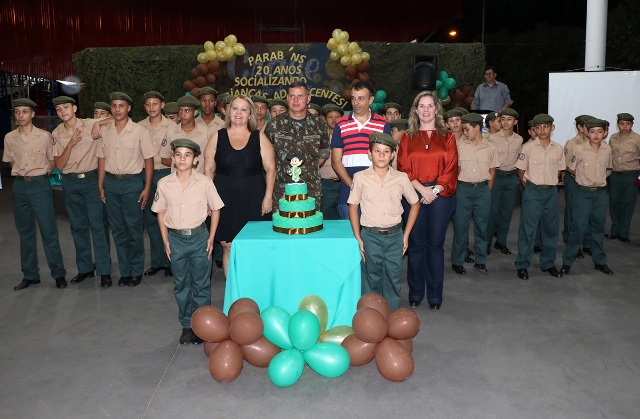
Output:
(93, 102), (111, 119)
(607, 113), (640, 242)
(561, 118), (614, 276)
(482, 111), (502, 140)
(451, 113), (499, 275)
(96, 91), (156, 287)
(251, 95), (269, 132)
(389, 118), (408, 145)
(562, 115), (593, 258)
(216, 93), (229, 119)
(308, 103), (322, 115)
(152, 139), (224, 344)
(195, 87), (224, 132)
(52, 96), (112, 287)
(319, 103), (343, 220)
(160, 95), (212, 174)
(384, 102), (402, 122)
(138, 91), (174, 278)
(513, 114), (565, 280)
(444, 108), (464, 143)
(487, 107), (523, 255)
(348, 133), (420, 311)
(3, 98), (67, 290)
(164, 102), (180, 124)
(268, 98), (288, 119)
(525, 119), (543, 253)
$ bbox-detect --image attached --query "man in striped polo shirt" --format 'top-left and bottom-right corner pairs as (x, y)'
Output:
(331, 80), (391, 219)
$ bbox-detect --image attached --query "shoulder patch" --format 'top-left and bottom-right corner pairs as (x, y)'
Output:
(564, 148), (568, 155)
(161, 138), (167, 147)
(571, 155), (576, 163)
(154, 191), (159, 202)
(518, 153), (525, 160)
(52, 137), (57, 145)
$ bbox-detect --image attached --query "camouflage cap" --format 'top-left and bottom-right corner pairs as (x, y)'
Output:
(369, 132), (397, 150)
(52, 96), (76, 106)
(12, 98), (37, 108)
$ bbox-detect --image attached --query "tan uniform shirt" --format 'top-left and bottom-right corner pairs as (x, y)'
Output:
(152, 170), (224, 230)
(195, 115), (224, 133)
(457, 138), (499, 182)
(492, 131), (523, 171)
(515, 139), (564, 185)
(609, 131), (640, 171)
(564, 133), (586, 168)
(96, 118), (156, 175)
(160, 123), (212, 174)
(483, 131), (501, 142)
(347, 166), (419, 228)
(2, 126), (53, 176)
(52, 118), (99, 174)
(137, 115), (175, 170)
(569, 141), (613, 187)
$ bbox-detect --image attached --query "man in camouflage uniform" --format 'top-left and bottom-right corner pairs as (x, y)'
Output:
(264, 81), (330, 209)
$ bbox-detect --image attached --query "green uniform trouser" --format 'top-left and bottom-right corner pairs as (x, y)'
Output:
(104, 174), (145, 277)
(514, 184), (559, 270)
(563, 174), (591, 247)
(12, 177), (66, 281)
(452, 183), (490, 266)
(144, 169), (171, 269)
(608, 171), (638, 238)
(562, 186), (608, 266)
(361, 226), (403, 312)
(320, 178), (340, 220)
(488, 170), (518, 245)
(520, 183), (543, 247)
(169, 228), (212, 328)
(62, 172), (111, 275)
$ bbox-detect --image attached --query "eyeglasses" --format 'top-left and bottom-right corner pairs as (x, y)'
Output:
(483, 72), (495, 76)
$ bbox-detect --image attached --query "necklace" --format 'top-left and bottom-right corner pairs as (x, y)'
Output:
(419, 130), (434, 150)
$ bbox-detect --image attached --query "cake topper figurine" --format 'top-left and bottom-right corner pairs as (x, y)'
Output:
(286, 152), (305, 183)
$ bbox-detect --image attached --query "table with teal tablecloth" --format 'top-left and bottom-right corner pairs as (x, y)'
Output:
(223, 220), (361, 328)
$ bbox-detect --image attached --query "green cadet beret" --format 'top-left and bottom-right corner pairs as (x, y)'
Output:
(143, 91), (165, 101)
(94, 102), (111, 112)
(390, 119), (409, 130)
(176, 95), (200, 108)
(461, 113), (484, 124)
(269, 99), (288, 109)
(109, 91), (133, 104)
(12, 98), (37, 108)
(198, 87), (218, 97)
(528, 120), (534, 128)
(532, 113), (554, 125)
(369, 132), (397, 150)
(171, 138), (201, 155)
(485, 111), (501, 122)
(585, 118), (609, 129)
(222, 95), (234, 105)
(453, 107), (469, 115)
(52, 96), (76, 106)
(322, 104), (343, 115)
(575, 115), (593, 125)
(164, 102), (179, 114)
(251, 95), (268, 105)
(308, 103), (322, 114)
(617, 113), (634, 122)
(500, 108), (519, 118)
(384, 102), (402, 113)
(444, 109), (464, 121)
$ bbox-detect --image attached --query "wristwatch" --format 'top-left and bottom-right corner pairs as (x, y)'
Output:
(431, 187), (440, 195)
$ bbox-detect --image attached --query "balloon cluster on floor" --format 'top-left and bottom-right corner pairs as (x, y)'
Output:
(192, 293), (420, 386)
(326, 28), (373, 102)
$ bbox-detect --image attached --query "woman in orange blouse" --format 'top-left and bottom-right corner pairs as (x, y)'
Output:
(397, 91), (458, 310)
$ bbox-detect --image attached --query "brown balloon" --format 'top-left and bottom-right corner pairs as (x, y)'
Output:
(207, 60), (221, 72)
(397, 338), (413, 354)
(242, 336), (281, 367)
(208, 340), (244, 383)
(195, 76), (206, 88)
(183, 80), (195, 91)
(205, 73), (217, 85)
(189, 87), (200, 97)
(228, 298), (260, 321)
(191, 306), (230, 343)
(375, 337), (414, 382)
(229, 311), (264, 345)
(203, 341), (219, 358)
(352, 307), (387, 343)
(213, 69), (223, 78)
(197, 63), (209, 76)
(356, 60), (370, 72)
(190, 68), (200, 79)
(346, 74), (355, 83)
(357, 72), (370, 82)
(344, 64), (358, 76)
(342, 333), (377, 366)
(342, 88), (352, 101)
(357, 293), (390, 320)
(386, 308), (420, 340)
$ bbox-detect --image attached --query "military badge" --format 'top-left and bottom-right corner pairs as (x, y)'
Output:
(564, 148), (568, 155)
(518, 153), (525, 160)
(154, 191), (159, 202)
(571, 155), (576, 163)
(161, 138), (167, 146)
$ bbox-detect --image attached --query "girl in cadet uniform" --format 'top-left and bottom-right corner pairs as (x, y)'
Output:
(152, 139), (225, 345)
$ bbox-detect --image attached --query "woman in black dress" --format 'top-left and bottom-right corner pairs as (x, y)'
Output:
(204, 95), (276, 277)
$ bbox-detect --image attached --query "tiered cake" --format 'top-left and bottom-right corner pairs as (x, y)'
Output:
(272, 183), (324, 234)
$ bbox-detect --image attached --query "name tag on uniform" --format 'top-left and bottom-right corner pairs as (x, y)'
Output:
(303, 135), (320, 140)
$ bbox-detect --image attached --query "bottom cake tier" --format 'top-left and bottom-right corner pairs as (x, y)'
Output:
(272, 212), (324, 234)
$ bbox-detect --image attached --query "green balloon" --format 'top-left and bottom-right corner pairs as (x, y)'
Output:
(370, 102), (380, 113)
(303, 343), (350, 378)
(298, 295), (328, 334)
(438, 70), (449, 82)
(261, 306), (293, 349)
(268, 349), (305, 387)
(435, 80), (443, 90)
(444, 77), (456, 90)
(289, 310), (321, 351)
(438, 87), (449, 100)
(374, 90), (387, 102)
